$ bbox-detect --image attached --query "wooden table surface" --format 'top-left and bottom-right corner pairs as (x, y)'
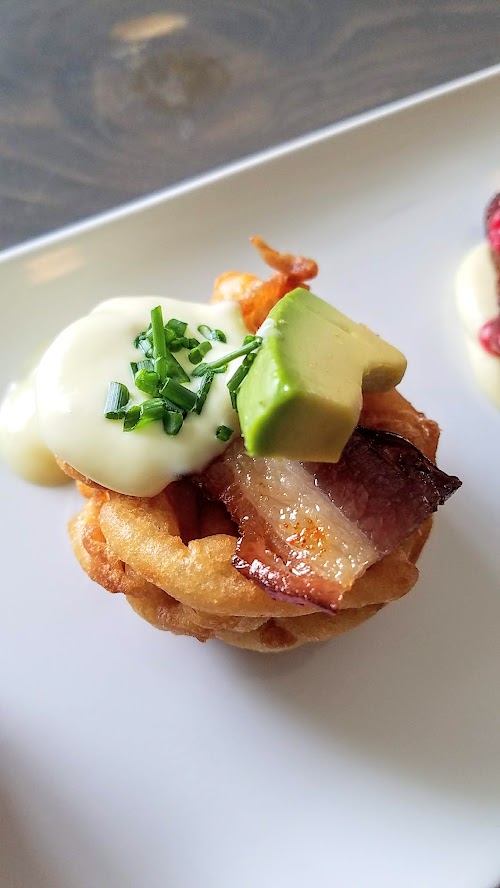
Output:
(1, 0), (498, 249)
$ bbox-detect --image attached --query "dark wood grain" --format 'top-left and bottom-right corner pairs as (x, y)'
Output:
(0, 0), (499, 248)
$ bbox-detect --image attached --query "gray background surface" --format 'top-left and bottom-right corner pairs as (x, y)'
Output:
(1, 0), (499, 248)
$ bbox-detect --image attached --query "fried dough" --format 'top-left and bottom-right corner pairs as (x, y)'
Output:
(66, 388), (435, 651)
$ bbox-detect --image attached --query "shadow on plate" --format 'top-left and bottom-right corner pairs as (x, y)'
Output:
(220, 515), (500, 802)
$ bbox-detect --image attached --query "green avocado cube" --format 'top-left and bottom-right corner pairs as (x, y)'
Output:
(237, 288), (407, 462)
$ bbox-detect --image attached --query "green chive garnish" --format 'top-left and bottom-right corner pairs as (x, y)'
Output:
(134, 368), (160, 397)
(191, 337), (262, 377)
(169, 336), (199, 351)
(197, 324), (212, 340)
(188, 340), (212, 364)
(123, 404), (140, 430)
(227, 354), (256, 392)
(169, 338), (184, 353)
(104, 382), (130, 419)
(163, 410), (184, 436)
(166, 319), (188, 337)
(160, 378), (197, 412)
(123, 398), (165, 431)
(198, 324), (227, 343)
(137, 338), (153, 357)
(131, 359), (154, 378)
(164, 326), (176, 345)
(216, 425), (233, 442)
(107, 310), (238, 432)
(194, 372), (214, 414)
(227, 353), (256, 408)
(151, 306), (167, 359)
(212, 329), (227, 343)
(164, 351), (190, 383)
(154, 355), (168, 383)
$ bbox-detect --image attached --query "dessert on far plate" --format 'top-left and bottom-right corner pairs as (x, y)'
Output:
(456, 192), (500, 408)
(0, 238), (461, 651)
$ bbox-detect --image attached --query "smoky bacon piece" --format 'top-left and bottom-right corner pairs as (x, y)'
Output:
(304, 428), (461, 555)
(211, 237), (318, 332)
(197, 431), (461, 611)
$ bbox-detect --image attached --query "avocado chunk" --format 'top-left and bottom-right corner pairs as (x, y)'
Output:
(237, 288), (407, 462)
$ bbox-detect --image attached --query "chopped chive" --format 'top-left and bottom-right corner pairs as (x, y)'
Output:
(168, 335), (200, 351)
(169, 338), (184, 352)
(163, 397), (186, 417)
(194, 371), (214, 414)
(243, 334), (258, 345)
(188, 340), (212, 364)
(163, 410), (184, 436)
(134, 368), (160, 397)
(227, 354), (256, 408)
(137, 338), (153, 357)
(166, 318), (188, 337)
(130, 359), (154, 379)
(151, 306), (167, 359)
(130, 358), (154, 376)
(154, 355), (168, 382)
(193, 363), (228, 375)
(192, 362), (209, 376)
(123, 398), (165, 431)
(136, 398), (165, 428)
(216, 425), (233, 442)
(227, 353), (256, 392)
(191, 337), (262, 377)
(197, 324), (227, 343)
(164, 351), (190, 383)
(160, 378), (197, 412)
(211, 329), (227, 343)
(123, 404), (140, 430)
(197, 324), (212, 340)
(164, 326), (176, 345)
(104, 382), (130, 419)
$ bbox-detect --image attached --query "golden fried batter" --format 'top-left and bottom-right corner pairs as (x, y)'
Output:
(67, 386), (434, 651)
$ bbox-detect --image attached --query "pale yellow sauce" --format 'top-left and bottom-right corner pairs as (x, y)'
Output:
(34, 297), (248, 496)
(455, 242), (500, 409)
(0, 371), (69, 485)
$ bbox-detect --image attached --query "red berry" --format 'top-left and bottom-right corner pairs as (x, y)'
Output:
(479, 316), (500, 356)
(485, 192), (500, 253)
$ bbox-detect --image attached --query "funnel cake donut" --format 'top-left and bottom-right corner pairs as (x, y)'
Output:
(57, 240), (459, 651)
(68, 386), (434, 652)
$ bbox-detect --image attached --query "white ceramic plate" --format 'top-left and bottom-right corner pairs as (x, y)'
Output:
(1, 67), (500, 888)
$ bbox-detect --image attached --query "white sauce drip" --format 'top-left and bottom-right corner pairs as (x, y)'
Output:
(35, 297), (248, 496)
(0, 371), (69, 486)
(455, 242), (500, 409)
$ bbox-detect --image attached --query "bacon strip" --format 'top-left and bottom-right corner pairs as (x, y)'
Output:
(197, 431), (461, 612)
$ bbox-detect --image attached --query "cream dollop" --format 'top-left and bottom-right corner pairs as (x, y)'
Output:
(35, 297), (249, 496)
(0, 371), (69, 486)
(455, 242), (500, 409)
